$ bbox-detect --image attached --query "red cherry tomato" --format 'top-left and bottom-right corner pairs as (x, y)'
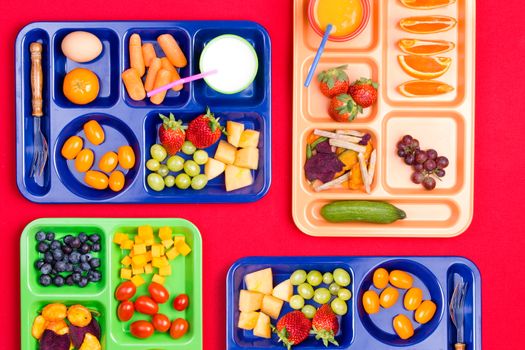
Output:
(115, 281), (136, 301)
(117, 301), (134, 322)
(170, 318), (189, 339)
(152, 313), (171, 332)
(130, 320), (154, 339)
(173, 294), (189, 311)
(135, 296), (159, 315)
(148, 282), (170, 304)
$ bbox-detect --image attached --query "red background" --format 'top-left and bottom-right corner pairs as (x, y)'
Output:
(0, 0), (524, 348)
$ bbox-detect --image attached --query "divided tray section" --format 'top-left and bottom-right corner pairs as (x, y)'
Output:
(15, 21), (271, 203)
(226, 256), (481, 350)
(20, 218), (202, 350)
(292, 0), (475, 237)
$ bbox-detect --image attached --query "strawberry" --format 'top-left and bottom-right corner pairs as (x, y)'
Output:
(274, 311), (312, 350)
(328, 94), (361, 122)
(186, 108), (224, 148)
(348, 78), (379, 108)
(318, 65), (350, 98)
(311, 305), (339, 347)
(158, 113), (186, 155)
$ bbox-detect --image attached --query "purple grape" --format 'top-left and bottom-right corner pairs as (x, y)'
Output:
(397, 141), (406, 150)
(413, 163), (424, 172)
(415, 150), (428, 164)
(424, 159), (437, 171)
(402, 135), (413, 145)
(404, 154), (415, 165)
(422, 177), (436, 190)
(411, 172), (425, 184)
(426, 149), (438, 160)
(398, 149), (407, 158)
(436, 156), (449, 169)
(435, 169), (446, 177)
(410, 139), (420, 149)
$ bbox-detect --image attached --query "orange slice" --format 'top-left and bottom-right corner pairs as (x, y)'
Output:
(399, 16), (457, 34)
(398, 39), (455, 56)
(398, 55), (452, 79)
(400, 0), (456, 9)
(398, 80), (454, 97)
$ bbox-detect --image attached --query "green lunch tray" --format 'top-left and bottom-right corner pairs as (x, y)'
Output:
(20, 218), (202, 350)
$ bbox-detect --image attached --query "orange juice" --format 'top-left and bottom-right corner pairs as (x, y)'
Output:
(314, 0), (364, 37)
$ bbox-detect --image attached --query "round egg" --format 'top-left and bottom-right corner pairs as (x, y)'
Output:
(61, 31), (103, 63)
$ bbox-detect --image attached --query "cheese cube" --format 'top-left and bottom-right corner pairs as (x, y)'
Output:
(113, 232), (128, 244)
(132, 266), (144, 275)
(151, 244), (164, 258)
(138, 225), (154, 240)
(176, 241), (192, 256)
(120, 268), (132, 280)
(159, 265), (172, 276)
(145, 251), (153, 262)
(173, 236), (185, 245)
(131, 275), (145, 287)
(162, 239), (174, 249)
(129, 250), (135, 257)
(158, 226), (172, 240)
(134, 235), (144, 244)
(166, 247), (179, 260)
(144, 239), (154, 246)
(120, 239), (134, 250)
(133, 244), (146, 255)
(132, 254), (147, 268)
(152, 257), (169, 268)
(152, 274), (165, 285)
(121, 255), (132, 266)
(144, 263), (153, 274)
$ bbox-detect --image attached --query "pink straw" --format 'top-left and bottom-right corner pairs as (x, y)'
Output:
(147, 69), (218, 97)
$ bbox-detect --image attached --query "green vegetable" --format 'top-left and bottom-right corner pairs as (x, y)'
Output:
(310, 136), (327, 149)
(321, 201), (406, 224)
(306, 144), (312, 159)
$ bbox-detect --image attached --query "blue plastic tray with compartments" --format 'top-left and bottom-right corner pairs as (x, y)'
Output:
(227, 256), (481, 350)
(15, 21), (271, 203)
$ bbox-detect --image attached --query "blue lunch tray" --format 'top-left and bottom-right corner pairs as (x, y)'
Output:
(15, 21), (271, 203)
(227, 256), (481, 350)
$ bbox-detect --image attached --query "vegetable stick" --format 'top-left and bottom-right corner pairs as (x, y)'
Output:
(314, 173), (351, 192)
(358, 153), (371, 194)
(142, 43), (157, 67)
(144, 58), (162, 92)
(129, 34), (145, 77)
(149, 69), (171, 105)
(368, 150), (377, 185)
(160, 58), (183, 91)
(157, 34), (187, 67)
(121, 68), (146, 101)
(335, 130), (365, 137)
(329, 139), (367, 153)
(314, 129), (362, 143)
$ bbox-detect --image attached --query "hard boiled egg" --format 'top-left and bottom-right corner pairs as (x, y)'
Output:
(61, 31), (102, 63)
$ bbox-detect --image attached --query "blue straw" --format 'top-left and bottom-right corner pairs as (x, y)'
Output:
(304, 24), (332, 87)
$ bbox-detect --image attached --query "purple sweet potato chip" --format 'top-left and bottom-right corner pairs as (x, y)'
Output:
(304, 152), (344, 183)
(315, 140), (333, 154)
(69, 318), (101, 348)
(40, 330), (70, 350)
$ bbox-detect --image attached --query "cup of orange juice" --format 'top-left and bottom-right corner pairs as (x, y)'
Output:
(308, 0), (370, 42)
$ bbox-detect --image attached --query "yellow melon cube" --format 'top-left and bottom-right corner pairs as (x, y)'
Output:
(120, 239), (134, 250)
(166, 247), (179, 260)
(134, 235), (144, 244)
(138, 225), (154, 240)
(133, 244), (146, 255)
(131, 275), (145, 287)
(158, 226), (172, 240)
(176, 241), (192, 256)
(121, 256), (132, 266)
(132, 254), (147, 268)
(162, 239), (174, 249)
(132, 266), (144, 275)
(120, 268), (132, 280)
(159, 265), (172, 276)
(144, 239), (154, 246)
(113, 232), (128, 244)
(144, 263), (153, 274)
(151, 244), (164, 258)
(152, 274), (165, 285)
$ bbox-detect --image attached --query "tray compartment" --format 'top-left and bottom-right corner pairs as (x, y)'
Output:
(54, 113), (141, 201)
(53, 28), (120, 108)
(123, 27), (192, 108)
(192, 27), (269, 108)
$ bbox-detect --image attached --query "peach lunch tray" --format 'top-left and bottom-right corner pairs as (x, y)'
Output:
(292, 0), (476, 237)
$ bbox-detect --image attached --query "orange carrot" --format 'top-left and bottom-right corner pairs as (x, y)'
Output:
(157, 34), (187, 68)
(121, 68), (145, 101)
(129, 34), (145, 77)
(142, 43), (157, 67)
(149, 69), (171, 105)
(160, 58), (183, 91)
(307, 133), (320, 144)
(144, 58), (161, 92)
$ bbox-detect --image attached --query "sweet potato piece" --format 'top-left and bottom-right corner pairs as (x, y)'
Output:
(334, 150), (358, 178)
(348, 163), (363, 190)
(363, 142), (374, 161)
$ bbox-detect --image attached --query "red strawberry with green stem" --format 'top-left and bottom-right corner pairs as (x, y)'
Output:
(328, 94), (361, 122)
(318, 65), (350, 98)
(311, 305), (340, 347)
(273, 311), (312, 350)
(158, 113), (186, 155)
(348, 78), (379, 108)
(186, 107), (225, 148)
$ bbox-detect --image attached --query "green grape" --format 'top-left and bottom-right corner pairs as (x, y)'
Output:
(181, 141), (196, 155)
(297, 283), (314, 300)
(164, 175), (175, 188)
(323, 272), (334, 285)
(330, 297), (348, 316)
(146, 159), (160, 171)
(329, 283), (341, 296)
(313, 288), (331, 305)
(338, 288), (352, 301)
(290, 270), (307, 286)
(333, 268), (351, 287)
(150, 144), (167, 162)
(301, 305), (317, 319)
(167, 155), (184, 172)
(147, 173), (165, 192)
(289, 295), (305, 310)
(175, 173), (191, 190)
(193, 150), (209, 165)
(184, 160), (200, 177)
(307, 270), (323, 287)
(191, 174), (208, 190)
(157, 164), (169, 177)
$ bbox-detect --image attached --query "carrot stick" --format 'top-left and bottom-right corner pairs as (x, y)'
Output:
(149, 69), (171, 105)
(144, 58), (161, 92)
(160, 58), (183, 91)
(129, 34), (145, 77)
(121, 68), (145, 101)
(142, 43), (157, 67)
(157, 34), (187, 67)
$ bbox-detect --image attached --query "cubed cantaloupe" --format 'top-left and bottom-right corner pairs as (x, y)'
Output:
(121, 268), (132, 280)
(138, 225), (154, 240)
(238, 311), (259, 330)
(239, 290), (264, 312)
(225, 165), (253, 192)
(152, 274), (165, 285)
(158, 226), (172, 240)
(239, 129), (260, 148)
(245, 268), (273, 295)
(131, 275), (145, 287)
(227, 121), (245, 147)
(253, 312), (271, 339)
(234, 147), (259, 170)
(113, 233), (128, 244)
(261, 295), (284, 319)
(272, 279), (293, 302)
(204, 158), (226, 180)
(214, 140), (237, 165)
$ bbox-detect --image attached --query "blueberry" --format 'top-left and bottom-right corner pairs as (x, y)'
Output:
(65, 275), (75, 286)
(46, 232), (55, 241)
(39, 274), (52, 286)
(69, 252), (81, 264)
(52, 249), (63, 261)
(65, 263), (73, 272)
(44, 252), (54, 263)
(80, 254), (92, 263)
(79, 243), (91, 254)
(80, 262), (91, 271)
(55, 261), (66, 273)
(51, 269), (58, 275)
(61, 255), (69, 263)
(40, 263), (52, 275)
(78, 233), (88, 243)
(34, 259), (45, 270)
(73, 266), (82, 273)
(63, 235), (73, 245)
(89, 258), (101, 269)
(50, 240), (61, 250)
(70, 237), (81, 249)
(89, 270), (102, 282)
(62, 245), (73, 255)
(89, 234), (100, 243)
(37, 242), (49, 253)
(53, 275), (65, 287)
(91, 242), (101, 252)
(78, 277), (89, 288)
(72, 272), (82, 282)
(35, 231), (47, 242)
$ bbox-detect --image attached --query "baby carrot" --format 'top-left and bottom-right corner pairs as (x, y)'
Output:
(144, 57), (162, 92)
(157, 34), (187, 68)
(121, 68), (146, 101)
(149, 69), (171, 105)
(129, 34), (145, 77)
(142, 43), (157, 67)
(160, 58), (183, 91)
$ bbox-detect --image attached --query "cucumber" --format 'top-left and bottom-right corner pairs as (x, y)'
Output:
(321, 201), (406, 224)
